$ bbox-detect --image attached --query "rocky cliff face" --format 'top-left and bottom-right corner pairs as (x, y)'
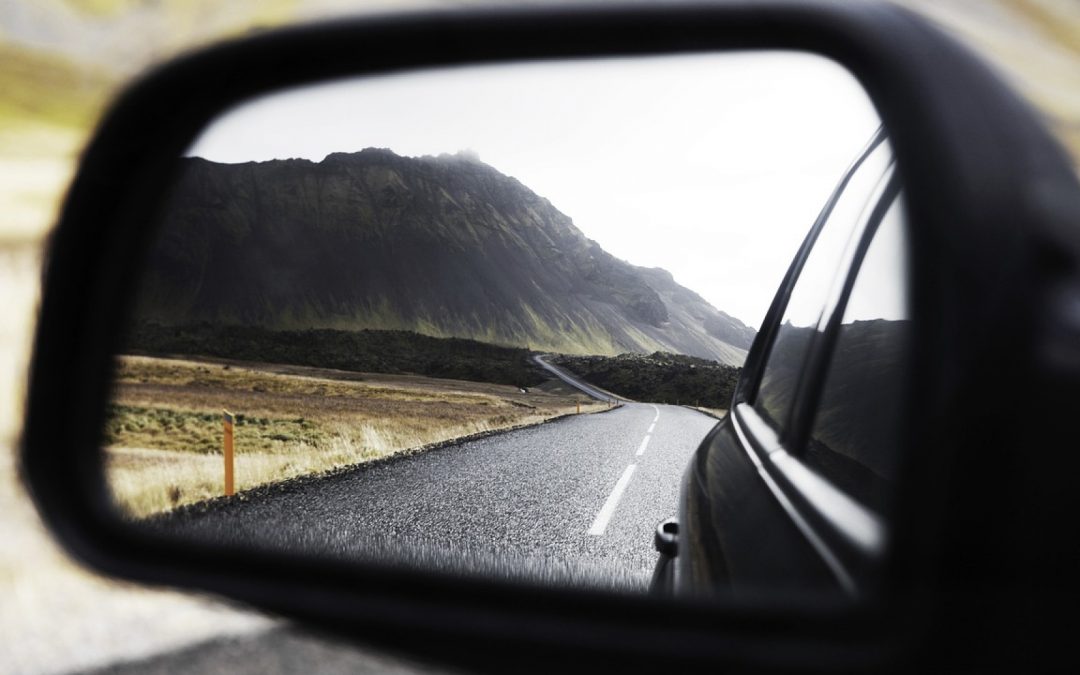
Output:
(135, 148), (753, 364)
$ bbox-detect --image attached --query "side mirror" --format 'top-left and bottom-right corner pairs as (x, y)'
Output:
(21, 3), (1080, 672)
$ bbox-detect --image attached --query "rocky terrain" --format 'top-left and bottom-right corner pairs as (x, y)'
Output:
(552, 351), (740, 409)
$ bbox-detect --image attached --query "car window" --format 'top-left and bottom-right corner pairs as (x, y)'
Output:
(803, 193), (910, 514)
(753, 138), (893, 435)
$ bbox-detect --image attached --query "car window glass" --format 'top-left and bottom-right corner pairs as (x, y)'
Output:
(753, 139), (892, 434)
(804, 194), (909, 514)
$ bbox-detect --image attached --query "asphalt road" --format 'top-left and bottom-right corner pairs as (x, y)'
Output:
(155, 365), (718, 592)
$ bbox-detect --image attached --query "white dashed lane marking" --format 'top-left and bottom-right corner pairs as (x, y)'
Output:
(636, 435), (651, 456)
(588, 405), (663, 535)
(588, 464), (638, 536)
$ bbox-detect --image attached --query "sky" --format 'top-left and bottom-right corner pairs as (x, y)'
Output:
(187, 52), (883, 328)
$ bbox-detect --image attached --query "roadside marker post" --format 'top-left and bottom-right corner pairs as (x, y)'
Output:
(223, 409), (235, 496)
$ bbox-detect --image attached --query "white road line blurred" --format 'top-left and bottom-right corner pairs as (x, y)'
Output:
(587, 464), (636, 536)
(635, 435), (651, 457)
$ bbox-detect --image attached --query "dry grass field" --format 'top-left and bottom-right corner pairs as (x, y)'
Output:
(105, 355), (604, 517)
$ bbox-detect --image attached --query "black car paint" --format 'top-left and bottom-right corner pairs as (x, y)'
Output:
(659, 129), (897, 597)
(679, 409), (840, 592)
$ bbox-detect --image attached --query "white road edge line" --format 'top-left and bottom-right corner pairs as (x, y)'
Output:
(636, 435), (651, 456)
(647, 422), (655, 433)
(587, 464), (637, 536)
(651, 405), (660, 423)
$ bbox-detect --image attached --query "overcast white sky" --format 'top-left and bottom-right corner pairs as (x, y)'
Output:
(188, 52), (882, 328)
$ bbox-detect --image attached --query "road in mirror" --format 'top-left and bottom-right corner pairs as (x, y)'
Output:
(102, 52), (887, 594)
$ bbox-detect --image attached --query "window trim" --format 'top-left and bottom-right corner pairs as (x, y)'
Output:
(736, 127), (889, 407)
(732, 402), (887, 596)
(785, 176), (904, 456)
(731, 150), (907, 593)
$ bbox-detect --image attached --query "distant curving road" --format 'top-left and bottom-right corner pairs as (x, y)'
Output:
(531, 354), (621, 403)
(156, 361), (719, 592)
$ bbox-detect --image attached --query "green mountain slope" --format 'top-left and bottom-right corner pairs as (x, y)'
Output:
(134, 148), (753, 364)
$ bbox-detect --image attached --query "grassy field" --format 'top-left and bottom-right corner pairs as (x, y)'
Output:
(104, 355), (604, 517)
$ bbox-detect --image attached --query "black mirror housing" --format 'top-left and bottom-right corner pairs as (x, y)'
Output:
(21, 2), (1080, 672)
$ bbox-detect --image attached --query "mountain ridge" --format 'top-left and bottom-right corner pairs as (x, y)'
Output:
(135, 148), (754, 365)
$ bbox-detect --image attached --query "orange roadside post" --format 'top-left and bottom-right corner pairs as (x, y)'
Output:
(223, 409), (235, 496)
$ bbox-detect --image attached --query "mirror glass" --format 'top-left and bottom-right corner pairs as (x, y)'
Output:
(102, 52), (897, 596)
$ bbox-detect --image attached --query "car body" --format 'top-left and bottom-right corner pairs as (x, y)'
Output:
(655, 127), (904, 595)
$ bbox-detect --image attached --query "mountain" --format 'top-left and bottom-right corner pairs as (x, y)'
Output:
(134, 148), (754, 364)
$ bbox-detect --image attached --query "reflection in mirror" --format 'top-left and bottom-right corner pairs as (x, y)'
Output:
(805, 192), (910, 516)
(753, 136), (893, 433)
(103, 52), (890, 595)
